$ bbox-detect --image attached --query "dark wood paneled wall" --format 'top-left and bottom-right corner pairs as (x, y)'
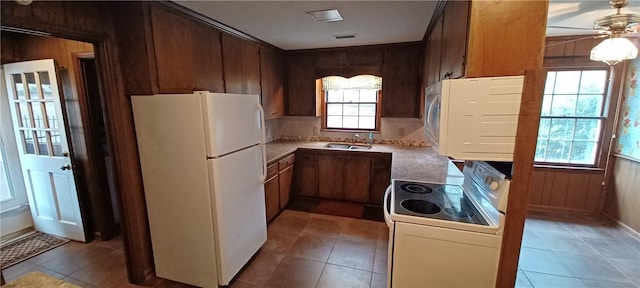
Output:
(528, 168), (605, 212)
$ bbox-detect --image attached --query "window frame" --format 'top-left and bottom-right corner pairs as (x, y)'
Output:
(320, 87), (383, 133)
(534, 67), (613, 168)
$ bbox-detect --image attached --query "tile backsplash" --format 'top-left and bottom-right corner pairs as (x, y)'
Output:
(265, 116), (429, 146)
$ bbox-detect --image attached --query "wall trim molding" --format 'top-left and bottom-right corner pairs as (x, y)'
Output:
(603, 212), (640, 241)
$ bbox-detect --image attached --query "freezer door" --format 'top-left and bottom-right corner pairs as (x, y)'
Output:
(208, 144), (267, 285)
(200, 92), (265, 157)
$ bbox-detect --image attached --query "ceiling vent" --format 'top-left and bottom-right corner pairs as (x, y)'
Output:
(307, 9), (343, 22)
(333, 33), (357, 40)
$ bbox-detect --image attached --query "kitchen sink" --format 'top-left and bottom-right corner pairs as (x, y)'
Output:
(324, 143), (373, 150)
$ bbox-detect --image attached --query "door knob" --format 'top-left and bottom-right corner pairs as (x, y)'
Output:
(60, 164), (72, 171)
(62, 151), (69, 157)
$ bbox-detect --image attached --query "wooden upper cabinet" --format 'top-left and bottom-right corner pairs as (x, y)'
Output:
(464, 1), (547, 77)
(191, 21), (225, 93)
(149, 4), (224, 94)
(441, 0), (469, 80)
(382, 43), (421, 118)
(426, 15), (444, 87)
(286, 51), (317, 116)
(150, 5), (195, 93)
(222, 33), (261, 95)
(260, 46), (285, 118)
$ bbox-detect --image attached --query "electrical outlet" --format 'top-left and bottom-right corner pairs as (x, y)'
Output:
(398, 127), (405, 136)
(313, 126), (319, 135)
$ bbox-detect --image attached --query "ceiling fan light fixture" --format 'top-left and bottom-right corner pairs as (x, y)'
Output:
(590, 37), (638, 65)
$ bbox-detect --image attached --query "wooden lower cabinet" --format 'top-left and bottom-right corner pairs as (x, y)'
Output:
(265, 173), (280, 222)
(263, 153), (295, 223)
(318, 154), (345, 199)
(295, 149), (391, 205)
(295, 150), (319, 197)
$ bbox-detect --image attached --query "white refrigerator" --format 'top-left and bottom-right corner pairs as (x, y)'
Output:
(131, 91), (268, 287)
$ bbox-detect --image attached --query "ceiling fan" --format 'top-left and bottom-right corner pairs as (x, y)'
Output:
(547, 0), (639, 65)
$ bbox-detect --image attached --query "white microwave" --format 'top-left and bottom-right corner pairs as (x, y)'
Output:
(424, 76), (525, 161)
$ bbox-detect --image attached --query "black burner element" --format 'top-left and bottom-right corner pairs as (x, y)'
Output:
(400, 183), (432, 194)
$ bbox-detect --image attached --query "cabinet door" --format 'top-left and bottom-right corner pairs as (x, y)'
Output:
(295, 151), (318, 197)
(427, 16), (444, 86)
(150, 5), (194, 93)
(260, 46), (285, 118)
(318, 154), (344, 200)
(265, 175), (280, 223)
(343, 156), (371, 203)
(381, 43), (421, 118)
(278, 165), (293, 209)
(222, 34), (261, 95)
(369, 154), (392, 205)
(285, 52), (317, 116)
(191, 21), (225, 93)
(441, 0), (470, 80)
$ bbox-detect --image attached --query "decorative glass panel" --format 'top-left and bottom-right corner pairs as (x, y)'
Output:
(17, 102), (32, 128)
(25, 73), (39, 100)
(12, 74), (26, 100)
(31, 102), (45, 129)
(44, 102), (58, 129)
(50, 131), (63, 157)
(36, 130), (49, 156)
(22, 131), (35, 154)
(38, 71), (53, 99)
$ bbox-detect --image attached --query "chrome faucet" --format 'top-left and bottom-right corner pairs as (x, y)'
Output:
(352, 133), (360, 144)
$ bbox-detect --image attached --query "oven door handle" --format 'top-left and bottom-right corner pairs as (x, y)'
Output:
(383, 185), (393, 228)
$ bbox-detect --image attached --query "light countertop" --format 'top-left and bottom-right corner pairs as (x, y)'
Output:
(265, 140), (457, 183)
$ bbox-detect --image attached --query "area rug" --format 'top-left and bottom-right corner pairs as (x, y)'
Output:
(2, 271), (79, 288)
(0, 232), (69, 269)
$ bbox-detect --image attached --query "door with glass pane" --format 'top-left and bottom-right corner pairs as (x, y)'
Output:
(3, 59), (86, 242)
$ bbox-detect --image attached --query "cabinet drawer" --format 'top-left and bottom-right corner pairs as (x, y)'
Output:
(278, 154), (295, 171)
(267, 162), (278, 180)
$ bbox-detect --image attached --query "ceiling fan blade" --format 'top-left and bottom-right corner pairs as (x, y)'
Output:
(545, 35), (608, 48)
(547, 25), (600, 31)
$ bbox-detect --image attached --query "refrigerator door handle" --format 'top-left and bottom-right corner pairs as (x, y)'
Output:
(257, 103), (267, 183)
(257, 103), (266, 144)
(260, 144), (267, 183)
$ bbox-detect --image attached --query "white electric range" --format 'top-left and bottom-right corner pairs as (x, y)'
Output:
(383, 160), (511, 288)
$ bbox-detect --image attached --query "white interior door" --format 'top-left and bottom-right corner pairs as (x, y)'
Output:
(3, 59), (86, 242)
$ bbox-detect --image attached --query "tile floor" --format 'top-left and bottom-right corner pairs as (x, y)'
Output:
(2, 209), (638, 288)
(516, 210), (640, 288)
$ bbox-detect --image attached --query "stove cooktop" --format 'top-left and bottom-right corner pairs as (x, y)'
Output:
(392, 180), (488, 226)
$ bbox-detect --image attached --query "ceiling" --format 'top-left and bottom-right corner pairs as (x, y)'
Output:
(174, 1), (640, 50)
